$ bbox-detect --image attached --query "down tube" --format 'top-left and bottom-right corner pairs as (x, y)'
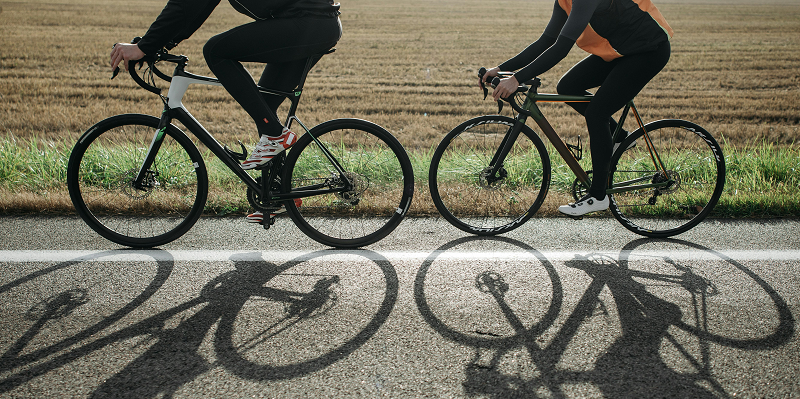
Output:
(171, 107), (261, 194)
(528, 106), (591, 186)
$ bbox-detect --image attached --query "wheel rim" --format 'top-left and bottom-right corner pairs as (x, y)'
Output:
(284, 120), (413, 247)
(70, 116), (206, 246)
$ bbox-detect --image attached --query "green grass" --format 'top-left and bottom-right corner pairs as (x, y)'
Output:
(1, 134), (797, 217)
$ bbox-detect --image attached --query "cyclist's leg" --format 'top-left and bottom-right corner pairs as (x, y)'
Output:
(203, 17), (340, 135)
(557, 56), (626, 138)
(558, 42), (670, 216)
(203, 16), (341, 169)
(257, 17), (342, 110)
(556, 54), (613, 112)
(585, 41), (671, 200)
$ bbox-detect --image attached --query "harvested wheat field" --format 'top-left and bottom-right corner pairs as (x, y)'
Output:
(1, 0), (798, 216)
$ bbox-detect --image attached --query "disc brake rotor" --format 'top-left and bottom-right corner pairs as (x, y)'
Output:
(120, 169), (157, 199)
(336, 172), (368, 206)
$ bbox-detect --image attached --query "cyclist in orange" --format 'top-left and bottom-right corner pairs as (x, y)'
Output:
(483, 0), (673, 217)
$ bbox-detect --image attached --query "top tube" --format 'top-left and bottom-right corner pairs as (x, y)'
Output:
(529, 93), (592, 103)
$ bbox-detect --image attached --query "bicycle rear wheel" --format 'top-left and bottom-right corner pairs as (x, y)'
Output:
(67, 114), (208, 247)
(608, 119), (725, 237)
(429, 115), (551, 235)
(282, 118), (414, 248)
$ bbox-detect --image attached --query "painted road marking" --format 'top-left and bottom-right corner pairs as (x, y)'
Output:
(1, 249), (798, 263)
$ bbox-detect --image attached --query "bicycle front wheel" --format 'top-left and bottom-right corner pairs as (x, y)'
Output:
(67, 114), (208, 247)
(608, 119), (725, 237)
(282, 119), (414, 248)
(429, 115), (551, 235)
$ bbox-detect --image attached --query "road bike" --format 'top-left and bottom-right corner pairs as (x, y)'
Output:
(428, 69), (725, 238)
(67, 45), (414, 248)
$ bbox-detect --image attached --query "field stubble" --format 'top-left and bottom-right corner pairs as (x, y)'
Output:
(1, 0), (798, 217)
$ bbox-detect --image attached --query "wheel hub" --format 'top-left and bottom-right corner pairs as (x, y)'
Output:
(335, 172), (368, 206)
(478, 167), (507, 188)
(120, 169), (158, 199)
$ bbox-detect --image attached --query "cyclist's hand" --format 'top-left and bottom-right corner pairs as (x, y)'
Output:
(110, 42), (145, 72)
(480, 67), (501, 88)
(492, 75), (520, 101)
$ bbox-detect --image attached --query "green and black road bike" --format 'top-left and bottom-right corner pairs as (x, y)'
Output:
(428, 68), (724, 238)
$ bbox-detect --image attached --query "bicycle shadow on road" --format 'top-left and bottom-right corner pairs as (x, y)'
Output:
(0, 249), (175, 394)
(414, 236), (796, 398)
(0, 249), (398, 398)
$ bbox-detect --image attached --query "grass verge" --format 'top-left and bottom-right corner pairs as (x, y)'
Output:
(1, 135), (797, 218)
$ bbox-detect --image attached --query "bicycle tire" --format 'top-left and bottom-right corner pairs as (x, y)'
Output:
(67, 114), (208, 247)
(608, 119), (725, 237)
(429, 115), (551, 235)
(282, 118), (414, 248)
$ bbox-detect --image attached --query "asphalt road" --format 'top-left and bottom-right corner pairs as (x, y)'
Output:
(1, 215), (798, 398)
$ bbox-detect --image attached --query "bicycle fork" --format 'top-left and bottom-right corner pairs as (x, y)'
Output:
(132, 108), (172, 191)
(483, 121), (525, 185)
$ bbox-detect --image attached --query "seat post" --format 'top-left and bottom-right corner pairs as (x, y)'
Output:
(295, 48), (335, 91)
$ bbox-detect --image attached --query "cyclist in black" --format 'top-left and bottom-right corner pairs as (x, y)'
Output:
(110, 0), (340, 223)
(482, 0), (673, 217)
(110, 0), (341, 172)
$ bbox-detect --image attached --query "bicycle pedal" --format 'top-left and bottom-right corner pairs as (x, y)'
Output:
(261, 215), (276, 230)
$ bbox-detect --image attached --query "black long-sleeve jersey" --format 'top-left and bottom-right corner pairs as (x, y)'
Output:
(137, 0), (340, 55)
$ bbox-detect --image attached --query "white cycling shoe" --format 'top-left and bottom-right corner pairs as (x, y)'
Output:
(558, 195), (609, 216)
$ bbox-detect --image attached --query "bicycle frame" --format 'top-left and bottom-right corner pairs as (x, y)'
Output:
(491, 88), (673, 196)
(131, 57), (351, 203)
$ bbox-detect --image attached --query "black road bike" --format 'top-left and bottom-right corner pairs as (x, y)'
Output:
(67, 46), (414, 248)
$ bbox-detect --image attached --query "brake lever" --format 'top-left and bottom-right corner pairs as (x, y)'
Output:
(478, 67), (489, 100)
(111, 66), (120, 80)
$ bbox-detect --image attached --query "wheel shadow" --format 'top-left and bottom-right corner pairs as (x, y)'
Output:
(414, 236), (795, 398)
(0, 249), (175, 392)
(0, 249), (398, 397)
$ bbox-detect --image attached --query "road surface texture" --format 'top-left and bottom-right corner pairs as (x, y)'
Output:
(1, 215), (798, 398)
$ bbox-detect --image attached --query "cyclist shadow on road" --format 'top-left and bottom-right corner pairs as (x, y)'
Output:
(0, 249), (397, 397)
(414, 236), (795, 398)
(87, 250), (398, 398)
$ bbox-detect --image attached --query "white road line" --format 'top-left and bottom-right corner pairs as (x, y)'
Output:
(1, 249), (799, 263)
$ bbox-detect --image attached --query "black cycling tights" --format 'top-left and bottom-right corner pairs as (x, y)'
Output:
(557, 40), (671, 200)
(204, 17), (341, 137)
